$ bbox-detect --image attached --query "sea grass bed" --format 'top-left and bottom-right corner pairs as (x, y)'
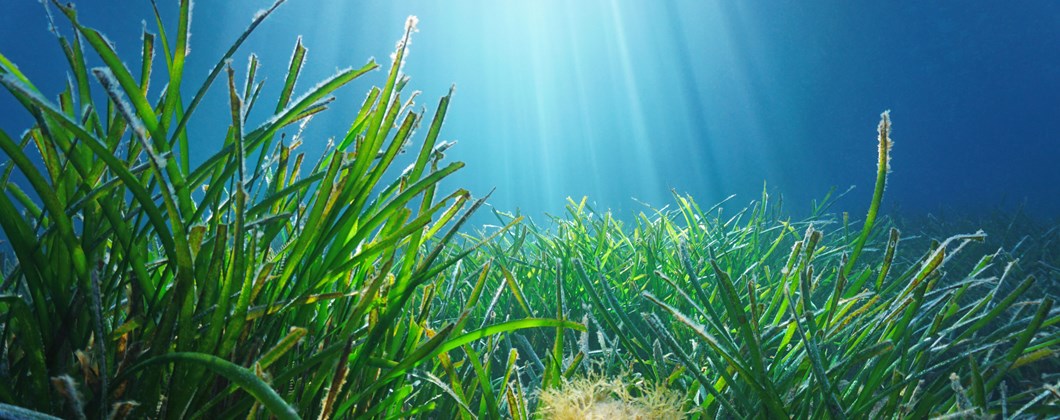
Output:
(0, 1), (1057, 418)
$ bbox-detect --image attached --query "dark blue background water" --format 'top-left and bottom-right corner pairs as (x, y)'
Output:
(2, 1), (1058, 222)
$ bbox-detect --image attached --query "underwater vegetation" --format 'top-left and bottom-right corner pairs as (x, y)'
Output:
(536, 372), (686, 419)
(0, 1), (1057, 419)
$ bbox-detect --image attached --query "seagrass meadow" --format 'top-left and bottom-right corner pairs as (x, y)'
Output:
(1, 1), (1058, 419)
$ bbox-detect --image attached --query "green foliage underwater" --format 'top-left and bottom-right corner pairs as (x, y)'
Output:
(1, 1), (1057, 419)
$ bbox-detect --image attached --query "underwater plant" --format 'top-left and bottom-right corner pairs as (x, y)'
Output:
(472, 113), (1059, 418)
(1, 1), (1057, 420)
(536, 372), (686, 419)
(0, 1), (580, 418)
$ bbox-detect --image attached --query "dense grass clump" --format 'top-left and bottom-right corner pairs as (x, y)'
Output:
(1, 2), (1057, 419)
(0, 1), (579, 418)
(473, 194), (1059, 418)
(454, 113), (1059, 418)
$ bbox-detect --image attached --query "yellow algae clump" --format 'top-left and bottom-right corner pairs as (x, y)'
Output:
(537, 374), (686, 420)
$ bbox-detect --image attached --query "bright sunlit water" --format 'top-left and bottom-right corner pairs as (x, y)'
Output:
(2, 1), (1058, 221)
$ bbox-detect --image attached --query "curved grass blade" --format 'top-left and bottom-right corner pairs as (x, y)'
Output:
(842, 111), (892, 278)
(123, 352), (299, 420)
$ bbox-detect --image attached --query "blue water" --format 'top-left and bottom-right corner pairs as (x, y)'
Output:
(2, 1), (1058, 221)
